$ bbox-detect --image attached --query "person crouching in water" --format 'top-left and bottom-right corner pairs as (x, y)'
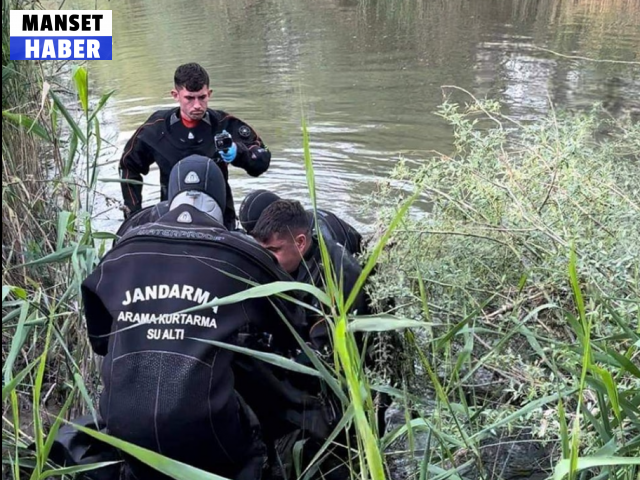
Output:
(251, 199), (370, 349)
(81, 154), (306, 480)
(249, 199), (371, 479)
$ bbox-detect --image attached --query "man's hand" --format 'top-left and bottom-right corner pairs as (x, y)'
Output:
(219, 131), (238, 163)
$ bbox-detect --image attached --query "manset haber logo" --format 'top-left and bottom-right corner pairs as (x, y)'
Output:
(9, 10), (112, 60)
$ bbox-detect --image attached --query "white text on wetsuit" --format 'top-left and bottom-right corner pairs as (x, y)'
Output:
(119, 284), (218, 341)
(122, 284), (212, 306)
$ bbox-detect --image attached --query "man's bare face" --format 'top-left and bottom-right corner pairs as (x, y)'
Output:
(171, 85), (211, 121)
(259, 232), (308, 274)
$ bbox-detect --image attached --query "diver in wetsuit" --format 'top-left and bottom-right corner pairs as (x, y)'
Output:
(239, 189), (364, 256)
(83, 155), (305, 480)
(119, 62), (270, 229)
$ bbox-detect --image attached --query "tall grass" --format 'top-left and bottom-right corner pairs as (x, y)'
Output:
(2, 0), (54, 288)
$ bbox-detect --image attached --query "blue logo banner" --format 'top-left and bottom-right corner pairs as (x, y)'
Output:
(10, 36), (112, 60)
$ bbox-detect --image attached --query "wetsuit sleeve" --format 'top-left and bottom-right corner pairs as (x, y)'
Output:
(115, 206), (149, 237)
(249, 255), (308, 351)
(119, 125), (155, 217)
(222, 116), (271, 177)
(81, 270), (113, 356)
(342, 221), (364, 256)
(115, 202), (168, 238)
(318, 210), (365, 257)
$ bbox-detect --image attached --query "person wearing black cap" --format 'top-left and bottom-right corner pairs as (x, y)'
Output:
(239, 189), (364, 257)
(81, 155), (306, 480)
(119, 63), (270, 230)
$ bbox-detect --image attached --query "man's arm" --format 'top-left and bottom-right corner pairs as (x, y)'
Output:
(341, 220), (364, 257)
(81, 270), (113, 356)
(221, 115), (271, 177)
(317, 210), (365, 257)
(242, 253), (309, 353)
(119, 124), (157, 217)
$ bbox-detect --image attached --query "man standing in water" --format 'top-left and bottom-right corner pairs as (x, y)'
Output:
(119, 62), (271, 229)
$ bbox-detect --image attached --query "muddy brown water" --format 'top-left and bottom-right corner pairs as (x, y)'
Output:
(67, 0), (639, 233)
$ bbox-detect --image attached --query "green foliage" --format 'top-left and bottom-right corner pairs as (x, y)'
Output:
(553, 457), (640, 480)
(368, 99), (640, 478)
(302, 113), (411, 480)
(2, 111), (53, 142)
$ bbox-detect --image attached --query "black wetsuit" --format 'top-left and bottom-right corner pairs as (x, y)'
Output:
(118, 204), (363, 259)
(313, 209), (363, 257)
(258, 237), (370, 480)
(295, 236), (369, 349)
(119, 108), (270, 229)
(115, 202), (169, 237)
(82, 205), (305, 480)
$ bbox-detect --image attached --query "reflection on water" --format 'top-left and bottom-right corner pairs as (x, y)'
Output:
(67, 0), (640, 233)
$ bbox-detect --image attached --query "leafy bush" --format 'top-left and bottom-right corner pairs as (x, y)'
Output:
(368, 99), (640, 479)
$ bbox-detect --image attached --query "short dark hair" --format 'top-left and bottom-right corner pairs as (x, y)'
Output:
(174, 63), (210, 91)
(252, 200), (310, 242)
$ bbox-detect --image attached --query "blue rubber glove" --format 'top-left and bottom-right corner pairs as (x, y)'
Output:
(219, 140), (237, 163)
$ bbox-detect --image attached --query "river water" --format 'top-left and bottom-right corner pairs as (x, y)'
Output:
(69, 0), (639, 233)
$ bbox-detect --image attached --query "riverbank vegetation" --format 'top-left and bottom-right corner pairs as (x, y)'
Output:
(366, 98), (639, 479)
(2, 10), (639, 480)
